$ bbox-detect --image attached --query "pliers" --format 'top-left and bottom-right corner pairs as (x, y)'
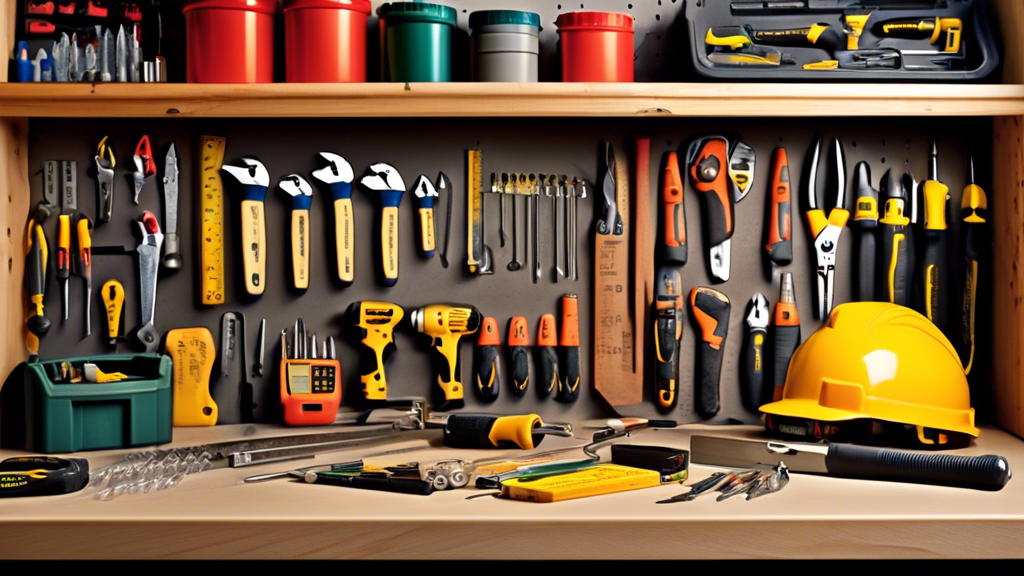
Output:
(132, 135), (156, 205)
(94, 136), (116, 224)
(804, 135), (849, 320)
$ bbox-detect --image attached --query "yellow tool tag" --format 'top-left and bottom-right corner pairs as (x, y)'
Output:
(166, 327), (218, 426)
(466, 150), (483, 273)
(501, 465), (661, 503)
(199, 136), (227, 305)
(101, 279), (124, 344)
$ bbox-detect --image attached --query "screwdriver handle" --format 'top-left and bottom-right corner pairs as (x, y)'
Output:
(334, 197), (355, 285)
(764, 147), (793, 271)
(506, 316), (530, 398)
(473, 317), (501, 403)
(307, 472), (434, 496)
(920, 230), (950, 334)
(879, 200), (910, 306)
(826, 444), (1011, 491)
(290, 207), (310, 290)
(557, 294), (580, 403)
(56, 215), (71, 280)
(535, 314), (559, 399)
(654, 295), (680, 410)
(658, 151), (687, 265)
(771, 323), (801, 404)
(960, 183), (986, 373)
(741, 326), (766, 412)
(443, 413), (545, 450)
(102, 279), (125, 347)
(26, 224), (50, 340)
(240, 199), (266, 296)
(854, 223), (878, 302)
(690, 287), (730, 418)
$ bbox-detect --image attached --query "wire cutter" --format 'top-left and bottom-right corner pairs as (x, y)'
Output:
(804, 135), (849, 320)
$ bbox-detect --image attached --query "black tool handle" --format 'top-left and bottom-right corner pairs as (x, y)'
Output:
(659, 201), (688, 265)
(854, 222), (877, 302)
(535, 347), (559, 399)
(311, 473), (435, 496)
(557, 345), (580, 403)
(654, 312), (679, 409)
(879, 223), (910, 306)
(443, 414), (540, 450)
(826, 444), (1012, 491)
(690, 289), (730, 418)
(770, 324), (801, 405)
(473, 344), (500, 403)
(741, 327), (766, 412)
(700, 186), (735, 248)
(0, 456), (89, 498)
(920, 230), (950, 333)
(696, 342), (725, 418)
(507, 346), (529, 397)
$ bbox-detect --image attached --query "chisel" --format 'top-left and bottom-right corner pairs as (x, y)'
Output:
(763, 147), (793, 278)
(507, 316), (530, 398)
(658, 151), (687, 265)
(850, 161), (878, 302)
(654, 267), (683, 410)
(557, 294), (581, 404)
(689, 287), (731, 418)
(919, 141), (950, 334)
(473, 317), (501, 403)
(771, 272), (801, 403)
(878, 169), (911, 306)
(960, 157), (987, 375)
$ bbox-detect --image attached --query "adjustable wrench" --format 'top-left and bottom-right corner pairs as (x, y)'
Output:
(279, 174), (314, 290)
(94, 136), (115, 224)
(222, 157), (270, 296)
(311, 152), (356, 286)
(132, 212), (164, 353)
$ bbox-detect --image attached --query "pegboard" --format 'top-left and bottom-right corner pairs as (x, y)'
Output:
(22, 116), (993, 429)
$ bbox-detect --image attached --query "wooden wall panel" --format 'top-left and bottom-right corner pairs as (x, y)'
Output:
(0, 117), (29, 421)
(994, 0), (1024, 84)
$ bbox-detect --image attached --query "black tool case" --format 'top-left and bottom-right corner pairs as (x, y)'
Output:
(686, 0), (1001, 81)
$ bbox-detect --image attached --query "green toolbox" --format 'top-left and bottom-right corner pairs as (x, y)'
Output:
(14, 355), (172, 453)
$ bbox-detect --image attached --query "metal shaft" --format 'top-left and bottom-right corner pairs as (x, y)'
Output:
(532, 192), (540, 283)
(508, 193), (522, 271)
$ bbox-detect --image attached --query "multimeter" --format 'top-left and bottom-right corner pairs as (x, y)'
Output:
(280, 321), (342, 426)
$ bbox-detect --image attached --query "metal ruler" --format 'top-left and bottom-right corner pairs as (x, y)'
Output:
(466, 149), (483, 274)
(199, 136), (227, 305)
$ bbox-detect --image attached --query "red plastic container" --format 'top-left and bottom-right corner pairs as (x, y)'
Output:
(555, 11), (634, 82)
(183, 0), (276, 83)
(285, 0), (371, 83)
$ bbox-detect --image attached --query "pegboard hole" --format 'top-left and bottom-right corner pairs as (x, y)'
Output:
(882, 139), (887, 146)
(656, 14), (661, 20)
(852, 141), (858, 148)
(6, 228), (9, 238)
(881, 157), (887, 164)
(7, 259), (12, 272)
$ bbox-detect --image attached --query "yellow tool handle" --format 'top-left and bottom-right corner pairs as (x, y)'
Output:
(922, 180), (950, 230)
(166, 327), (218, 426)
(804, 60), (839, 70)
(334, 198), (354, 284)
(418, 208), (436, 253)
(381, 205), (399, 285)
(844, 14), (870, 49)
(433, 333), (464, 402)
(291, 209), (310, 290)
(240, 200), (266, 295)
(101, 279), (124, 344)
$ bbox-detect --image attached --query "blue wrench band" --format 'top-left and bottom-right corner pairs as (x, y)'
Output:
(329, 181), (352, 201)
(292, 194), (313, 211)
(376, 189), (404, 209)
(241, 184), (267, 203)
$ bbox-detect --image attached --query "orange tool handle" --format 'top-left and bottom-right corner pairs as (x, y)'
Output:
(765, 147), (793, 267)
(659, 151), (687, 266)
(557, 294), (580, 403)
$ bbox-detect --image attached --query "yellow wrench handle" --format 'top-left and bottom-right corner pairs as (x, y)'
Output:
(241, 200), (266, 296)
(291, 209), (310, 290)
(418, 207), (436, 254)
(334, 198), (354, 284)
(381, 205), (399, 286)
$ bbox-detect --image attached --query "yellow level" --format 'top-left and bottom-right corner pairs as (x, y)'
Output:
(199, 136), (227, 305)
(466, 149), (483, 274)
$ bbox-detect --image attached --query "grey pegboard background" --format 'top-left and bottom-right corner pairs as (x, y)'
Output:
(26, 116), (993, 427)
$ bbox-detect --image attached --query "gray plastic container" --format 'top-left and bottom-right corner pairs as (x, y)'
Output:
(470, 11), (540, 83)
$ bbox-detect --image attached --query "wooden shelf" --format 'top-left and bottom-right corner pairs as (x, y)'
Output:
(0, 83), (1023, 118)
(1, 424), (1023, 560)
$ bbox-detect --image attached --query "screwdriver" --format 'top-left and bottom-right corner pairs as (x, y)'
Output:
(25, 219), (50, 352)
(771, 272), (801, 404)
(72, 213), (93, 336)
(56, 215), (71, 320)
(873, 17), (962, 52)
(850, 162), (878, 302)
(557, 294), (581, 403)
(507, 316), (530, 397)
(654, 267), (683, 410)
(919, 140), (951, 335)
(763, 147), (793, 278)
(473, 317), (501, 403)
(658, 151), (687, 265)
(878, 169), (911, 306)
(960, 157), (987, 375)
(689, 287), (731, 418)
(102, 279), (125, 347)
(536, 314), (559, 399)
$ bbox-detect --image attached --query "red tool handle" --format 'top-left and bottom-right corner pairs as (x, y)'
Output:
(765, 147), (793, 268)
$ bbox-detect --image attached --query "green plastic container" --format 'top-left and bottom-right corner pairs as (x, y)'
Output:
(379, 2), (457, 82)
(19, 355), (173, 453)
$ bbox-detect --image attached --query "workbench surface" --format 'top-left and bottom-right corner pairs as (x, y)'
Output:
(1, 424), (1022, 560)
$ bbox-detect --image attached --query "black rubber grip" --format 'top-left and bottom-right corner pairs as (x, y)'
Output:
(535, 346), (559, 399)
(920, 230), (950, 334)
(696, 342), (724, 418)
(741, 327), (766, 412)
(701, 187), (735, 247)
(658, 201), (688, 266)
(854, 223), (877, 302)
(826, 444), (1012, 491)
(766, 199), (792, 268)
(311, 473), (435, 496)
(557, 346), (580, 403)
(443, 414), (540, 450)
(879, 224), (910, 306)
(506, 345), (529, 397)
(473, 345), (500, 403)
(428, 343), (463, 411)
(770, 324), (801, 405)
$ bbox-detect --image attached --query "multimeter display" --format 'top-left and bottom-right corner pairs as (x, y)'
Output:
(287, 364), (311, 394)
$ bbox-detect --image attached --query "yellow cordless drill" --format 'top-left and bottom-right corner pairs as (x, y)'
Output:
(410, 304), (482, 411)
(345, 301), (404, 402)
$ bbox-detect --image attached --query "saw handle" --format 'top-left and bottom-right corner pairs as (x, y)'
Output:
(826, 444), (1011, 491)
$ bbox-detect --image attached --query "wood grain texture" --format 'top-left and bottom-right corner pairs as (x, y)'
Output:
(992, 116), (1024, 437)
(1, 424), (1023, 559)
(994, 0), (1024, 84)
(0, 118), (28, 431)
(0, 84), (1022, 118)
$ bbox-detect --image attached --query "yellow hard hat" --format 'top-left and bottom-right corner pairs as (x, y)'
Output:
(761, 302), (978, 448)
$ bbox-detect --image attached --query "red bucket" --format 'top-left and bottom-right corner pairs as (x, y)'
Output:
(183, 0), (276, 83)
(555, 11), (634, 82)
(285, 0), (371, 83)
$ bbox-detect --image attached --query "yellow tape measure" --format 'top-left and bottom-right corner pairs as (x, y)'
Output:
(466, 150), (483, 274)
(199, 136), (227, 305)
